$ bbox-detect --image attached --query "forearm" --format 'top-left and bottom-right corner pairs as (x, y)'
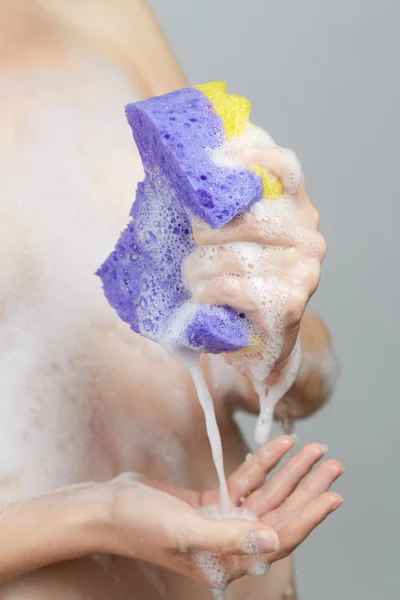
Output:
(283, 311), (339, 418)
(0, 486), (106, 583)
(232, 311), (339, 420)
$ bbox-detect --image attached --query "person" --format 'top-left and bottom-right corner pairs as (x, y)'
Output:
(0, 1), (343, 598)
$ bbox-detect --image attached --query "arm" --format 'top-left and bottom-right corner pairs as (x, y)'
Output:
(0, 442), (343, 588)
(280, 310), (339, 419)
(0, 487), (105, 582)
(238, 311), (339, 423)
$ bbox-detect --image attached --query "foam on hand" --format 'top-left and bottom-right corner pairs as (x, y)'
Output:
(192, 504), (269, 598)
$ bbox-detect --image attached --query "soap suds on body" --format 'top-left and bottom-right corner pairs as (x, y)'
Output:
(0, 52), (144, 501)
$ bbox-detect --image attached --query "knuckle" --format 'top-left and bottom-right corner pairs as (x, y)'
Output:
(244, 213), (263, 241)
(311, 206), (320, 229)
(182, 253), (195, 281)
(314, 232), (327, 261)
(281, 148), (302, 193)
(286, 288), (308, 325)
(216, 275), (242, 301)
(192, 219), (212, 244)
(307, 262), (321, 294)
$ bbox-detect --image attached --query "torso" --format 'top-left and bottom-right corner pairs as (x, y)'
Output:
(0, 50), (293, 600)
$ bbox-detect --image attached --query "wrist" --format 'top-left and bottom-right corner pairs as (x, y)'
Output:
(0, 484), (113, 582)
(275, 313), (339, 421)
(59, 483), (118, 557)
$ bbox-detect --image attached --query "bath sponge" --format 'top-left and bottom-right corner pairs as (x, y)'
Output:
(97, 83), (280, 354)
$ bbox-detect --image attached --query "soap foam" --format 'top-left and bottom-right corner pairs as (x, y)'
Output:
(192, 504), (269, 597)
(253, 337), (302, 446)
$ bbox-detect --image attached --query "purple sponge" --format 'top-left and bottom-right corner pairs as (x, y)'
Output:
(97, 87), (262, 353)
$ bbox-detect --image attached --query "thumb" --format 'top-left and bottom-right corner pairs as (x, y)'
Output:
(186, 516), (280, 556)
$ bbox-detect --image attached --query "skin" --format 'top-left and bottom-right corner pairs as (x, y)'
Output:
(0, 439), (343, 589)
(0, 1), (343, 598)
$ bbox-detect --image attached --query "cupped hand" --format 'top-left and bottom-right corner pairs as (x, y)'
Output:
(102, 435), (343, 590)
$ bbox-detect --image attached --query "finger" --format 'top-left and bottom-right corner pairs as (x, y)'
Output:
(296, 181), (320, 230)
(186, 260), (319, 327)
(193, 209), (296, 247)
(189, 275), (306, 327)
(224, 436), (296, 505)
(243, 144), (303, 196)
(243, 443), (328, 517)
(193, 215), (326, 262)
(186, 516), (279, 556)
(184, 243), (320, 287)
(184, 243), (285, 281)
(266, 492), (343, 560)
(185, 553), (269, 591)
(263, 459), (344, 523)
(189, 276), (308, 355)
(190, 275), (256, 313)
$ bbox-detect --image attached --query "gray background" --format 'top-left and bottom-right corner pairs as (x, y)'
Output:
(149, 0), (399, 598)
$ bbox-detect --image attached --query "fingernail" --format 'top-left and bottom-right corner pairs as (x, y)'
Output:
(331, 496), (344, 511)
(252, 530), (280, 553)
(291, 433), (299, 442)
(321, 444), (329, 454)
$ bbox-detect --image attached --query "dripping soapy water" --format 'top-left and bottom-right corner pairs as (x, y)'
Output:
(163, 301), (233, 513)
(163, 304), (271, 598)
(253, 380), (274, 447)
(252, 337), (302, 446)
(184, 363), (273, 597)
(164, 312), (298, 597)
(188, 358), (231, 513)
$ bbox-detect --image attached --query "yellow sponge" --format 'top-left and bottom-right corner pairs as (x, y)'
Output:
(195, 81), (251, 138)
(195, 82), (283, 200)
(233, 333), (264, 355)
(194, 80), (227, 101)
(250, 165), (283, 200)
